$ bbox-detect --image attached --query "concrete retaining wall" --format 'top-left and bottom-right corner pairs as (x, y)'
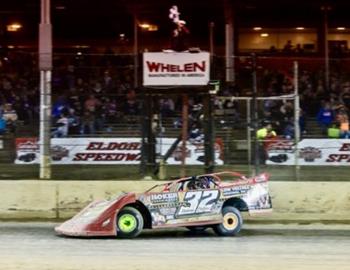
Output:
(1, 181), (350, 222)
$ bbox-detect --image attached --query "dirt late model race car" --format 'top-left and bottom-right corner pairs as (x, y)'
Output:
(55, 171), (272, 238)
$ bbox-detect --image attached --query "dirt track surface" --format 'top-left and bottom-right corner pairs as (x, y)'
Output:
(0, 223), (349, 270)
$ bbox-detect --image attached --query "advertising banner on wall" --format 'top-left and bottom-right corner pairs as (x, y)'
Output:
(266, 139), (350, 166)
(15, 137), (223, 165)
(143, 52), (210, 86)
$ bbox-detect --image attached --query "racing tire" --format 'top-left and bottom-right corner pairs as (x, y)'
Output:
(116, 206), (144, 238)
(186, 226), (208, 233)
(213, 206), (243, 236)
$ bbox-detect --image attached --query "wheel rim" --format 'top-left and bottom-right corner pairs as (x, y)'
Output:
(118, 214), (137, 233)
(223, 212), (239, 230)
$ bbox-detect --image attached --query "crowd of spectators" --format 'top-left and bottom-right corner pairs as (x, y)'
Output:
(2, 50), (350, 140)
(257, 66), (350, 139)
(50, 70), (139, 137)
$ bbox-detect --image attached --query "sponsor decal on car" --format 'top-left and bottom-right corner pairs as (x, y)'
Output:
(150, 193), (178, 204)
(223, 185), (251, 197)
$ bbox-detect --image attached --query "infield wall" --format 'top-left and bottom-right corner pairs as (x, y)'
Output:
(0, 181), (349, 222)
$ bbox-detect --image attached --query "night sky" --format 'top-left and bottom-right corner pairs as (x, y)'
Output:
(1, 0), (350, 41)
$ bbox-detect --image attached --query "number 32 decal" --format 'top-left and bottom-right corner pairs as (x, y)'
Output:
(177, 190), (220, 216)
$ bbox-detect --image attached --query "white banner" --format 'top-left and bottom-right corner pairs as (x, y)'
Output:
(15, 137), (223, 165)
(143, 52), (210, 86)
(266, 139), (350, 166)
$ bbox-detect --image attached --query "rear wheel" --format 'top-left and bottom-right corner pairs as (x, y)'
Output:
(117, 206), (144, 238)
(213, 206), (242, 236)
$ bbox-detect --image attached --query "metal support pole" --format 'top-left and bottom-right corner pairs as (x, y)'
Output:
(246, 99), (252, 175)
(323, 7), (330, 91)
(140, 90), (147, 176)
(133, 15), (139, 89)
(224, 0), (234, 82)
(209, 22), (214, 62)
(225, 24), (234, 82)
(252, 54), (259, 175)
(39, 0), (52, 179)
(140, 92), (155, 178)
(147, 95), (156, 176)
(293, 61), (301, 181)
(204, 94), (215, 174)
(181, 94), (189, 177)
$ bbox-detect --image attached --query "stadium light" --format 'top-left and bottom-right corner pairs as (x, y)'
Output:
(7, 23), (22, 32)
(139, 23), (158, 31)
(253, 27), (262, 31)
(296, 27), (305, 30)
(336, 27), (346, 30)
(260, 33), (269, 37)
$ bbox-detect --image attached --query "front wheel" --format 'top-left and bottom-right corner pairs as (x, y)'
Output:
(116, 206), (144, 238)
(213, 206), (242, 236)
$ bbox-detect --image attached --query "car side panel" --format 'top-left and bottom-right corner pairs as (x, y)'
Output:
(138, 189), (223, 228)
(221, 182), (272, 214)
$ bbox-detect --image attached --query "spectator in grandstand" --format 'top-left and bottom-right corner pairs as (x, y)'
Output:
(294, 44), (304, 54)
(126, 88), (136, 101)
(103, 97), (118, 122)
(257, 122), (277, 140)
(0, 115), (5, 135)
(94, 104), (105, 132)
(20, 94), (34, 124)
(67, 108), (80, 135)
(283, 121), (294, 139)
(117, 76), (132, 95)
(102, 70), (114, 92)
(75, 77), (85, 92)
(84, 94), (101, 113)
(159, 98), (175, 117)
(80, 110), (95, 135)
(52, 112), (69, 138)
(214, 97), (224, 110)
(282, 40), (293, 53)
(124, 89), (139, 122)
(52, 95), (69, 120)
(257, 122), (277, 164)
(2, 103), (18, 132)
(340, 83), (350, 111)
(316, 102), (334, 134)
(124, 98), (139, 123)
(189, 123), (204, 143)
(335, 107), (350, 138)
(173, 117), (182, 128)
(91, 81), (104, 98)
(65, 65), (75, 90)
(327, 123), (340, 138)
(67, 87), (82, 109)
(280, 101), (294, 120)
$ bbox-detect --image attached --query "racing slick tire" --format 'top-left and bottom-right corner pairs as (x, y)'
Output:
(213, 206), (243, 236)
(116, 206), (144, 238)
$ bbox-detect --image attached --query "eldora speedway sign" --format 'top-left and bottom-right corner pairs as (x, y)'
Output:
(15, 137), (224, 165)
(143, 52), (210, 86)
(266, 139), (350, 165)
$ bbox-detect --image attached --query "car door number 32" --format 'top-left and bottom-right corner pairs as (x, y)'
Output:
(177, 190), (220, 216)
